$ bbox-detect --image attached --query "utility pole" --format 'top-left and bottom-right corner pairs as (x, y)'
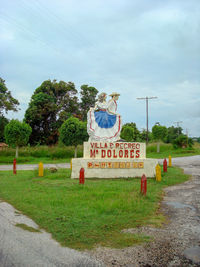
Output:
(173, 121), (183, 135)
(137, 96), (158, 144)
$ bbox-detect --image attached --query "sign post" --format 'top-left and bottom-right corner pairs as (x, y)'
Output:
(13, 158), (17, 174)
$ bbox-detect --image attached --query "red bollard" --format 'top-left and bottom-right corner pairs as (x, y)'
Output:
(13, 158), (17, 174)
(163, 158), (167, 172)
(79, 168), (85, 184)
(141, 174), (147, 195)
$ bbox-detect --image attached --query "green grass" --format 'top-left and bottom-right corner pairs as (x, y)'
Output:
(0, 156), (70, 164)
(0, 167), (190, 250)
(15, 223), (41, 233)
(1, 142), (199, 165)
(147, 142), (200, 159)
(0, 145), (83, 164)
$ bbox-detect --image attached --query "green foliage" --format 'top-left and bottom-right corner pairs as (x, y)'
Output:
(173, 134), (194, 148)
(80, 84), (98, 121)
(165, 126), (182, 143)
(120, 126), (134, 141)
(152, 124), (167, 142)
(4, 119), (32, 148)
(146, 142), (198, 158)
(0, 167), (190, 250)
(0, 115), (9, 142)
(59, 117), (88, 157)
(24, 80), (79, 145)
(0, 78), (19, 115)
(120, 122), (140, 141)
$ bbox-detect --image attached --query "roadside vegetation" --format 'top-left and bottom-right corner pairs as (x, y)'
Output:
(146, 141), (200, 158)
(0, 167), (190, 250)
(0, 145), (83, 164)
(0, 142), (200, 164)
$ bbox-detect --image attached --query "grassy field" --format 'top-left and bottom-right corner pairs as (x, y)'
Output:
(0, 167), (190, 250)
(0, 142), (199, 164)
(0, 145), (83, 164)
(146, 142), (200, 158)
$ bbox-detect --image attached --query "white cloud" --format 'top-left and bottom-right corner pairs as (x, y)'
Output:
(1, 0), (200, 136)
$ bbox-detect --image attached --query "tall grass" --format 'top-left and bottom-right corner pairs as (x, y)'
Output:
(0, 145), (83, 164)
(146, 142), (200, 158)
(0, 142), (199, 164)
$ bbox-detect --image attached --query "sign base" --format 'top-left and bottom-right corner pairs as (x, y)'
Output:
(71, 158), (158, 179)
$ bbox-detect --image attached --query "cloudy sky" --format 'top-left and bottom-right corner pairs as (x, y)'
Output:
(1, 0), (200, 136)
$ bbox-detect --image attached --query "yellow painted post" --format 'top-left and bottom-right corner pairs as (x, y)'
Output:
(70, 159), (72, 170)
(169, 155), (172, 167)
(38, 162), (44, 177)
(156, 164), (161, 182)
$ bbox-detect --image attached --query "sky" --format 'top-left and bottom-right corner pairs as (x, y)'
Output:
(1, 0), (200, 137)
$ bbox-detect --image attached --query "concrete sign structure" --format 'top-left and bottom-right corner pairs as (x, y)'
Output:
(71, 141), (157, 178)
(71, 91), (157, 179)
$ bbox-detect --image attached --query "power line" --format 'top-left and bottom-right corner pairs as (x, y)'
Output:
(137, 96), (158, 144)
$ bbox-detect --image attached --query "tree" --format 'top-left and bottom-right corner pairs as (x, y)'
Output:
(0, 116), (9, 142)
(80, 85), (98, 121)
(120, 126), (134, 141)
(59, 117), (88, 157)
(4, 119), (32, 158)
(152, 124), (167, 152)
(173, 134), (193, 148)
(120, 122), (140, 141)
(0, 78), (19, 115)
(165, 126), (182, 144)
(139, 129), (152, 142)
(24, 80), (79, 145)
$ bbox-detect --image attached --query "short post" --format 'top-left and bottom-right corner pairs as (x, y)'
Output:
(163, 158), (167, 172)
(141, 174), (147, 195)
(13, 158), (17, 174)
(38, 162), (44, 177)
(168, 155), (172, 167)
(156, 164), (161, 181)
(70, 159), (72, 170)
(79, 168), (85, 184)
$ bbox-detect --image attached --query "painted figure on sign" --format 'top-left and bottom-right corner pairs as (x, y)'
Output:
(87, 92), (122, 142)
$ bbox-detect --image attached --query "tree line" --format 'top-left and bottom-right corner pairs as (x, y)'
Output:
(0, 77), (195, 154)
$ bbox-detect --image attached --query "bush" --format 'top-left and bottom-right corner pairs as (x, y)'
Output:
(173, 134), (193, 148)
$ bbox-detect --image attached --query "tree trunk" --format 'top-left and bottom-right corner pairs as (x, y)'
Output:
(16, 146), (19, 158)
(157, 142), (160, 153)
(74, 145), (77, 158)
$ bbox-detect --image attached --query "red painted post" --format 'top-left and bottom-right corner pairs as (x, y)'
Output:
(79, 168), (85, 184)
(163, 158), (167, 172)
(141, 174), (147, 195)
(13, 158), (17, 174)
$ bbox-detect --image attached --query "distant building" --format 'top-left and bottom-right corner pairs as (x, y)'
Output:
(0, 143), (8, 150)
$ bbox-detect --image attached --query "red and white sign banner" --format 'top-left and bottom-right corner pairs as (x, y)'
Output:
(84, 142), (146, 159)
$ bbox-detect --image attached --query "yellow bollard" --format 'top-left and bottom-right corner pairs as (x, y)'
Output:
(38, 162), (44, 177)
(169, 155), (172, 167)
(70, 159), (72, 170)
(156, 164), (161, 182)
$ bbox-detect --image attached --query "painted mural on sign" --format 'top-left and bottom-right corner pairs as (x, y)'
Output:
(87, 92), (122, 142)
